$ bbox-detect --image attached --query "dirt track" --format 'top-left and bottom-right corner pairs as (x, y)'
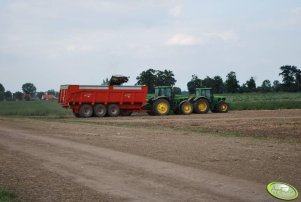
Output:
(0, 110), (300, 201)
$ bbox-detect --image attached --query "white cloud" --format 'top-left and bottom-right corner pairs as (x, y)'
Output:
(166, 31), (237, 46)
(167, 34), (201, 46)
(169, 4), (182, 17)
(289, 7), (301, 25)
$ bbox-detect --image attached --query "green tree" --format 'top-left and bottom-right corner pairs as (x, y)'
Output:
(245, 77), (256, 91)
(0, 83), (5, 101)
(37, 92), (45, 100)
(225, 71), (240, 93)
(157, 70), (177, 86)
(213, 76), (224, 94)
(136, 69), (157, 93)
(279, 65), (299, 91)
(4, 91), (13, 101)
(47, 89), (56, 95)
(101, 78), (109, 86)
(261, 80), (271, 92)
(136, 69), (176, 93)
(202, 76), (215, 88)
(173, 87), (181, 95)
(13, 91), (23, 101)
(187, 74), (202, 94)
(22, 83), (37, 96)
(273, 80), (281, 92)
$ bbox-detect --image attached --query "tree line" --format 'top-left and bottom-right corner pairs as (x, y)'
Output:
(1, 65), (300, 101)
(136, 65), (301, 94)
(0, 82), (58, 101)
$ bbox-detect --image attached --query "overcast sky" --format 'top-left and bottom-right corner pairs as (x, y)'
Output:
(0, 0), (301, 92)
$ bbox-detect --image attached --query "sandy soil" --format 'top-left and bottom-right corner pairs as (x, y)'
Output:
(0, 109), (300, 201)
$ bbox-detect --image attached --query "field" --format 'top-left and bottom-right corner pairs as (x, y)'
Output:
(0, 92), (301, 117)
(0, 93), (300, 201)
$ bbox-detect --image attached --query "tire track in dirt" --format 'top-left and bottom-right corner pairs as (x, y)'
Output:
(0, 127), (273, 202)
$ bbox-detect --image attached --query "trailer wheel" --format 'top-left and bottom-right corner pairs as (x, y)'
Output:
(94, 104), (107, 117)
(153, 99), (170, 115)
(120, 110), (132, 116)
(108, 104), (120, 117)
(181, 101), (193, 115)
(193, 99), (210, 114)
(218, 101), (229, 113)
(79, 104), (93, 118)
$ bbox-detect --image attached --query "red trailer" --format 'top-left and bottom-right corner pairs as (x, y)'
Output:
(59, 82), (148, 118)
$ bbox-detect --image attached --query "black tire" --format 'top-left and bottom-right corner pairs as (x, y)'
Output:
(94, 104), (107, 117)
(79, 104), (93, 118)
(153, 99), (170, 115)
(120, 110), (132, 116)
(107, 104), (120, 117)
(180, 101), (193, 115)
(218, 101), (229, 113)
(193, 99), (210, 114)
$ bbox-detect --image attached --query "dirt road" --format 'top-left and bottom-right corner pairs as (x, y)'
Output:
(0, 110), (300, 201)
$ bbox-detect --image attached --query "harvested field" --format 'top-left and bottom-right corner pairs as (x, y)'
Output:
(0, 109), (300, 201)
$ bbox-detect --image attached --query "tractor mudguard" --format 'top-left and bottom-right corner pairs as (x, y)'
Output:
(193, 96), (210, 103)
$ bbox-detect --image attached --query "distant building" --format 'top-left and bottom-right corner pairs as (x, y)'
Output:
(41, 94), (57, 100)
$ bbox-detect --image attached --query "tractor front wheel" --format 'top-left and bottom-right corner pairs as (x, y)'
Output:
(193, 99), (210, 114)
(153, 99), (170, 115)
(218, 101), (229, 113)
(181, 101), (193, 115)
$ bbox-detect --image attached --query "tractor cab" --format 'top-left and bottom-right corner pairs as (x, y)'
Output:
(155, 86), (172, 98)
(195, 88), (213, 102)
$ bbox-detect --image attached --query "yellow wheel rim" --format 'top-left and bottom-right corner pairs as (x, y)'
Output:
(198, 102), (208, 112)
(157, 102), (168, 114)
(183, 103), (192, 113)
(220, 103), (228, 112)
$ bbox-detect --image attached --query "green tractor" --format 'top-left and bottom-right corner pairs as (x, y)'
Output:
(142, 86), (193, 115)
(190, 88), (229, 113)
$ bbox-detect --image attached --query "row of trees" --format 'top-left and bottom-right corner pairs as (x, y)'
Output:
(0, 83), (58, 101)
(135, 65), (301, 94)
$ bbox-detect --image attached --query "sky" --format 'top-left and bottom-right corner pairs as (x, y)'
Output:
(0, 0), (301, 92)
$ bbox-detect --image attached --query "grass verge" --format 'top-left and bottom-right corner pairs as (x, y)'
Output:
(0, 189), (18, 202)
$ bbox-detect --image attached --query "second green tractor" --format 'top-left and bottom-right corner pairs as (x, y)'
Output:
(142, 86), (229, 115)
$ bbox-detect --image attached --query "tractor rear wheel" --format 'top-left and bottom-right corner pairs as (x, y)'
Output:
(218, 101), (229, 113)
(79, 104), (93, 118)
(153, 99), (170, 115)
(107, 104), (120, 117)
(94, 104), (107, 117)
(193, 99), (210, 114)
(181, 101), (193, 115)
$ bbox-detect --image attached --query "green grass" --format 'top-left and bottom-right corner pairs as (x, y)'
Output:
(218, 92), (301, 110)
(0, 190), (18, 202)
(0, 100), (72, 117)
(0, 92), (300, 117)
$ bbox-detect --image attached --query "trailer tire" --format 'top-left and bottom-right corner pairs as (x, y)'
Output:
(79, 104), (93, 118)
(193, 99), (210, 114)
(107, 104), (120, 117)
(94, 104), (107, 117)
(153, 99), (170, 115)
(181, 101), (193, 115)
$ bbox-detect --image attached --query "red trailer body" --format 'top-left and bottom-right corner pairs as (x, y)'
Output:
(58, 85), (148, 117)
